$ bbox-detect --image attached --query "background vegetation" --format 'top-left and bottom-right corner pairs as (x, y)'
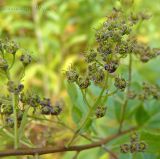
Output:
(0, 0), (160, 159)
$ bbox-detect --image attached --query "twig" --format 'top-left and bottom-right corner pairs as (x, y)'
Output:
(0, 127), (136, 157)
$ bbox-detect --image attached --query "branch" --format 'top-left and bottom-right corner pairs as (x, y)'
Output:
(0, 127), (136, 157)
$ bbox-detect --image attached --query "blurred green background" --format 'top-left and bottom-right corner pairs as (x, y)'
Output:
(0, 0), (160, 159)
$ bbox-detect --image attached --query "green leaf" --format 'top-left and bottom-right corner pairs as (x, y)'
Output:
(119, 154), (132, 159)
(72, 105), (82, 124)
(66, 82), (88, 125)
(140, 131), (160, 154)
(135, 105), (150, 126)
(132, 153), (144, 159)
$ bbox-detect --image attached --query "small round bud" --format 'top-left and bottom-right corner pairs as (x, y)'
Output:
(130, 142), (139, 153)
(7, 81), (24, 94)
(90, 68), (105, 84)
(51, 105), (62, 115)
(5, 117), (14, 128)
(95, 106), (107, 118)
(138, 141), (147, 152)
(7, 81), (15, 93)
(41, 106), (52, 115)
(66, 68), (79, 83)
(104, 61), (118, 73)
(0, 57), (8, 71)
(127, 91), (136, 99)
(130, 132), (139, 143)
(17, 110), (23, 121)
(4, 40), (19, 54)
(20, 54), (32, 66)
(120, 144), (130, 153)
(85, 49), (97, 63)
(40, 98), (51, 107)
(140, 55), (150, 63)
(78, 77), (90, 89)
(114, 77), (127, 91)
(1, 104), (13, 115)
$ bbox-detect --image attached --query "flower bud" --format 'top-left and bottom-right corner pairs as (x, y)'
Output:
(114, 77), (127, 91)
(78, 77), (90, 89)
(104, 61), (118, 73)
(120, 144), (130, 153)
(66, 68), (79, 83)
(20, 53), (32, 66)
(95, 106), (107, 118)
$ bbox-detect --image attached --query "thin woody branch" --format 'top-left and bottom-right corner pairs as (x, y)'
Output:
(0, 127), (136, 157)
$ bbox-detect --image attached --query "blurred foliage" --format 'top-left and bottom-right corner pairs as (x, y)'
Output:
(0, 0), (160, 159)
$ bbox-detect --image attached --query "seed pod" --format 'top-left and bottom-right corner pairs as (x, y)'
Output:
(17, 110), (23, 121)
(4, 41), (19, 54)
(95, 106), (107, 118)
(7, 81), (16, 93)
(20, 93), (27, 103)
(0, 57), (8, 71)
(138, 141), (147, 152)
(17, 84), (24, 92)
(130, 142), (139, 153)
(127, 91), (136, 99)
(5, 117), (14, 128)
(66, 68), (79, 83)
(94, 69), (105, 84)
(1, 104), (13, 115)
(20, 53), (32, 66)
(41, 106), (52, 115)
(85, 49), (97, 63)
(7, 81), (24, 94)
(114, 77), (127, 91)
(51, 100), (64, 115)
(130, 132), (139, 143)
(78, 77), (90, 89)
(140, 55), (150, 63)
(120, 144), (130, 153)
(40, 98), (51, 107)
(88, 62), (98, 74)
(104, 61), (118, 73)
(51, 105), (62, 115)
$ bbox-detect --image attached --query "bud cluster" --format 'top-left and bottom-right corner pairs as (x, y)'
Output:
(7, 81), (24, 94)
(120, 132), (147, 153)
(0, 39), (32, 74)
(95, 106), (107, 118)
(138, 82), (160, 100)
(114, 77), (127, 91)
(0, 39), (19, 55)
(0, 92), (63, 128)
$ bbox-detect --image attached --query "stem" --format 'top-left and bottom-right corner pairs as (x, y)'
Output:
(12, 93), (19, 149)
(68, 75), (108, 146)
(80, 88), (91, 108)
(9, 54), (15, 70)
(118, 53), (132, 132)
(5, 69), (19, 149)
(72, 151), (80, 159)
(35, 153), (39, 159)
(0, 127), (136, 157)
